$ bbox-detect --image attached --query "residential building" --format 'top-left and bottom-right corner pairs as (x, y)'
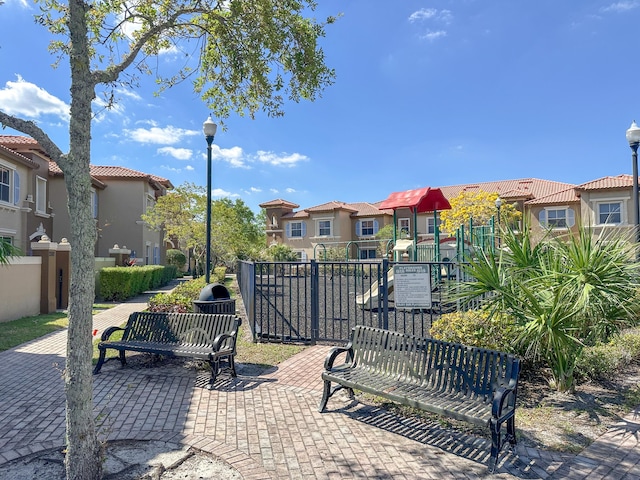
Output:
(262, 176), (638, 260)
(0, 135), (173, 264)
(0, 136), (54, 253)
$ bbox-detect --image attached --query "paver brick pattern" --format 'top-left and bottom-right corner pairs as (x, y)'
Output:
(1, 282), (639, 479)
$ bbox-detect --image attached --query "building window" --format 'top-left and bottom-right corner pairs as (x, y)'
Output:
(145, 194), (154, 212)
(0, 236), (13, 246)
(398, 218), (410, 237)
(295, 250), (308, 261)
(286, 221), (306, 238)
(359, 248), (377, 259)
(539, 207), (575, 229)
(427, 217), (442, 234)
(145, 245), (151, 265)
(153, 245), (160, 265)
(91, 189), (98, 219)
(598, 202), (621, 225)
(356, 219), (379, 237)
(318, 220), (332, 237)
(36, 176), (47, 214)
(0, 165), (11, 203)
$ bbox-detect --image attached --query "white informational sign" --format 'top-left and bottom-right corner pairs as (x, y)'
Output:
(393, 264), (432, 309)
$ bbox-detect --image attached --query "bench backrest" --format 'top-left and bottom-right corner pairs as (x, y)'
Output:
(123, 312), (240, 351)
(349, 325), (519, 403)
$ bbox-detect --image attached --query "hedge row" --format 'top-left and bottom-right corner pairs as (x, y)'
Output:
(148, 267), (227, 313)
(99, 265), (177, 301)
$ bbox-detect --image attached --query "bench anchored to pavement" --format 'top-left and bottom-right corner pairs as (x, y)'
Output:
(93, 311), (242, 386)
(318, 325), (520, 472)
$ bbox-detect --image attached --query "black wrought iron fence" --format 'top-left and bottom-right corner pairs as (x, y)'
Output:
(238, 259), (475, 344)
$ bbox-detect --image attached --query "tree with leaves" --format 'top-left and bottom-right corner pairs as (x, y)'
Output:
(0, 2), (335, 478)
(440, 190), (521, 236)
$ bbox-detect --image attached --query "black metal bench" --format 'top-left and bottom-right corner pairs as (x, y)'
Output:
(318, 325), (520, 472)
(93, 312), (242, 386)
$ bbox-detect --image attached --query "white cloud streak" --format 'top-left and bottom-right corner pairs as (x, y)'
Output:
(0, 75), (69, 121)
(157, 146), (193, 160)
(602, 1), (640, 12)
(125, 125), (199, 144)
(255, 150), (309, 167)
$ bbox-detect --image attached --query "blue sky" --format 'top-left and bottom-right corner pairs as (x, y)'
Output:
(1, 1), (640, 214)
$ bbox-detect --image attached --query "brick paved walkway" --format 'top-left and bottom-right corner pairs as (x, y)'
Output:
(0, 282), (638, 479)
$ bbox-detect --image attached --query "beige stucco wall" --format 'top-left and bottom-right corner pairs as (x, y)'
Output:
(0, 160), (31, 253)
(0, 256), (41, 323)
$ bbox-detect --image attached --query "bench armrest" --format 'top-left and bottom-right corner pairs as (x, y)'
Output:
(324, 343), (354, 371)
(491, 382), (517, 419)
(100, 326), (125, 341)
(212, 331), (238, 352)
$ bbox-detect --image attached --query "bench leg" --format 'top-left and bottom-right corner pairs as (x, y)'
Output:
(93, 347), (107, 374)
(318, 380), (332, 413)
(229, 355), (237, 377)
(489, 418), (501, 473)
(119, 350), (127, 367)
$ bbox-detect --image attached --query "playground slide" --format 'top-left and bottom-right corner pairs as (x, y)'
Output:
(355, 271), (394, 309)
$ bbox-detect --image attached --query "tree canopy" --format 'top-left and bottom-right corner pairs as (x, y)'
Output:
(440, 190), (521, 236)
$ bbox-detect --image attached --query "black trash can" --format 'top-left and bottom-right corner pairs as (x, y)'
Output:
(193, 283), (236, 314)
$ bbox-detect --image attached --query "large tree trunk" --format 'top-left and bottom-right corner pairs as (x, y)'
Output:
(63, 1), (102, 479)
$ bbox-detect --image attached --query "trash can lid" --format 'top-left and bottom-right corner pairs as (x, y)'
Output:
(198, 283), (231, 301)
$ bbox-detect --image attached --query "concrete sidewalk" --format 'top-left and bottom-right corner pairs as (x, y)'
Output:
(0, 284), (638, 479)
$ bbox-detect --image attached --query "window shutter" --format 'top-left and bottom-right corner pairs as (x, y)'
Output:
(286, 223), (291, 238)
(539, 210), (547, 227)
(355, 221), (361, 236)
(301, 222), (307, 237)
(373, 220), (379, 235)
(13, 171), (19, 205)
(567, 208), (575, 227)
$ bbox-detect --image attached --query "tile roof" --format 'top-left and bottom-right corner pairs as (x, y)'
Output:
(89, 166), (172, 189)
(305, 201), (358, 213)
(576, 174), (634, 191)
(259, 199), (300, 209)
(0, 135), (38, 147)
(525, 187), (580, 205)
(347, 202), (393, 217)
(438, 178), (575, 201)
(0, 144), (39, 169)
(282, 210), (310, 219)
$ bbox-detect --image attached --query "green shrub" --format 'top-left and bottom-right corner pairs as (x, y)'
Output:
(98, 265), (172, 301)
(430, 309), (520, 353)
(166, 249), (187, 269)
(213, 266), (227, 283)
(576, 329), (640, 381)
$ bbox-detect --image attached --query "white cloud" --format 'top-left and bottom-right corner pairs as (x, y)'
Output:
(125, 125), (199, 144)
(255, 150), (309, 167)
(285, 188), (297, 193)
(0, 75), (69, 121)
(602, 1), (640, 12)
(270, 188), (279, 194)
(250, 187), (262, 193)
(212, 188), (239, 198)
(160, 165), (182, 173)
(6, 0), (30, 8)
(409, 8), (452, 24)
(421, 30), (447, 41)
(210, 145), (249, 168)
(157, 146), (193, 160)
(409, 8), (438, 22)
(185, 165), (195, 171)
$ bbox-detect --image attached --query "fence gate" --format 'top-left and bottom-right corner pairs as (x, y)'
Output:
(238, 259), (463, 344)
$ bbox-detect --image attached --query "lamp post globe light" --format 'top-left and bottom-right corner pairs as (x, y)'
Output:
(626, 121), (640, 244)
(203, 116), (217, 284)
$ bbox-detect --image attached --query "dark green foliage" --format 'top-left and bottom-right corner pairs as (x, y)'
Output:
(98, 265), (173, 301)
(166, 249), (187, 269)
(576, 329), (640, 381)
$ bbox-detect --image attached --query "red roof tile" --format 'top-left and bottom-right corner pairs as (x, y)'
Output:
(576, 174), (634, 191)
(438, 178), (575, 201)
(525, 187), (580, 205)
(305, 201), (358, 213)
(0, 144), (39, 169)
(259, 199), (300, 209)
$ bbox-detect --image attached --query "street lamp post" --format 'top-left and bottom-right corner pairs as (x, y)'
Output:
(626, 121), (640, 245)
(495, 196), (502, 248)
(203, 116), (217, 284)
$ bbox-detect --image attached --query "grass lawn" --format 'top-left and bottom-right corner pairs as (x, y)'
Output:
(0, 303), (117, 352)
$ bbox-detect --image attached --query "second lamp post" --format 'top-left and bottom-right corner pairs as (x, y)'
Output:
(203, 116), (217, 284)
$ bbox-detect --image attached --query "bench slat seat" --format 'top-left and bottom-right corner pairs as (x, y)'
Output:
(93, 312), (241, 386)
(319, 325), (520, 472)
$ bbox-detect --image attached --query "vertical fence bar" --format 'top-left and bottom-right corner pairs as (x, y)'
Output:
(381, 258), (389, 330)
(310, 259), (319, 343)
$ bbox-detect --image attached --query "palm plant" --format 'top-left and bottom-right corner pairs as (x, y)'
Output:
(454, 221), (640, 392)
(0, 238), (20, 265)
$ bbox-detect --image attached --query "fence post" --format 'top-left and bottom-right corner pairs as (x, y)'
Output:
(381, 258), (389, 330)
(310, 260), (319, 343)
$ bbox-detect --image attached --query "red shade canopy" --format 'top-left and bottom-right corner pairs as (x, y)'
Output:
(378, 187), (451, 213)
